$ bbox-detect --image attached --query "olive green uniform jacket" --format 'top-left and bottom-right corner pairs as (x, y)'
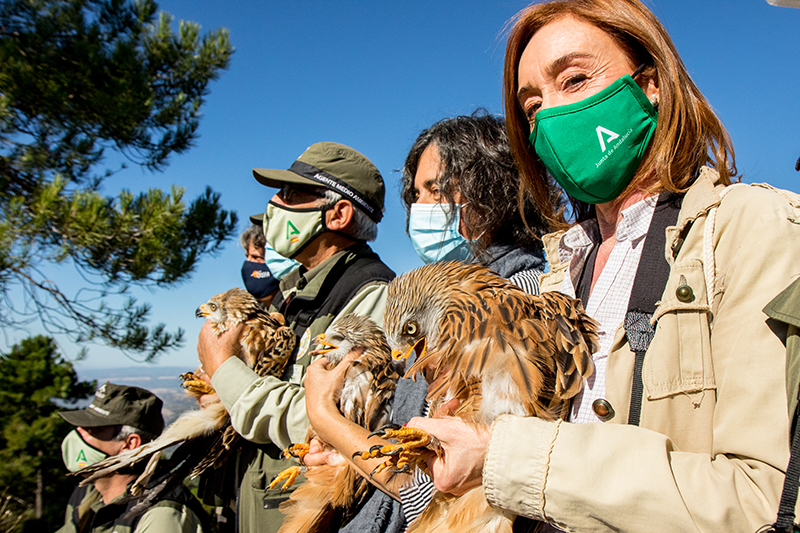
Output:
(483, 168), (800, 532)
(56, 483), (204, 533)
(210, 244), (392, 533)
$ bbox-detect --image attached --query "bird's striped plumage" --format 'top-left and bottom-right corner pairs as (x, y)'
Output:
(277, 314), (402, 533)
(382, 261), (599, 532)
(75, 288), (296, 513)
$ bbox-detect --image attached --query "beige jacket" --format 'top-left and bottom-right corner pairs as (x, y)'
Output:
(483, 168), (800, 532)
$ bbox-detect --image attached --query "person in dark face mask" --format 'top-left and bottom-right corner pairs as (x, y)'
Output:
(239, 222), (297, 307)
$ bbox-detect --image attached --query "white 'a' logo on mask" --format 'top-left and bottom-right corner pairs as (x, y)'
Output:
(596, 126), (619, 152)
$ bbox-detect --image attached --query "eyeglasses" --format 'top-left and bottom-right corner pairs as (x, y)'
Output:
(279, 184), (328, 203)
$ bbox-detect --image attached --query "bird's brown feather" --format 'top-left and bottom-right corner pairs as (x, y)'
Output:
(383, 261), (599, 532)
(277, 314), (402, 533)
(75, 288), (296, 506)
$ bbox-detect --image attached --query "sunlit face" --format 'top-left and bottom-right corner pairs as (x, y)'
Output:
(412, 145), (443, 204)
(246, 242), (265, 263)
(516, 15), (658, 131)
(412, 144), (470, 237)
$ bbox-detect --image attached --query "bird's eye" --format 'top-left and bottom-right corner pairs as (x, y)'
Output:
(403, 321), (419, 336)
(209, 303), (217, 311)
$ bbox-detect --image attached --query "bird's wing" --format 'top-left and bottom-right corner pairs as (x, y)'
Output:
(77, 401), (229, 484)
(413, 286), (598, 423)
(534, 291), (599, 401)
(343, 354), (400, 432)
(244, 312), (296, 378)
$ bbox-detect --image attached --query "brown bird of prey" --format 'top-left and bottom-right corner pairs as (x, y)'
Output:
(76, 288), (296, 509)
(360, 261), (599, 533)
(270, 313), (403, 533)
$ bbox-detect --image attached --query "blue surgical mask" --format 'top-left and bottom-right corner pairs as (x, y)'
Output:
(408, 203), (473, 264)
(257, 214), (300, 278)
(262, 243), (298, 280)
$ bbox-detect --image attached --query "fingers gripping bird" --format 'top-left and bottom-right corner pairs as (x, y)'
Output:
(361, 261), (599, 533)
(75, 288), (296, 510)
(271, 314), (403, 533)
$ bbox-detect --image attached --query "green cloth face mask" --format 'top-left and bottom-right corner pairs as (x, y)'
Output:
(530, 71), (658, 204)
(61, 429), (109, 472)
(265, 201), (328, 259)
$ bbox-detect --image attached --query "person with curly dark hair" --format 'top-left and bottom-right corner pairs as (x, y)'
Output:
(399, 110), (551, 292)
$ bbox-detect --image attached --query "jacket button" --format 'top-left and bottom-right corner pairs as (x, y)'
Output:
(676, 275), (694, 303)
(592, 399), (615, 421)
(676, 285), (694, 302)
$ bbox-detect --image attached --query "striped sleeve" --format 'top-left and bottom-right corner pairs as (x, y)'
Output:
(508, 268), (542, 295)
(399, 470), (436, 526)
(398, 401), (434, 529)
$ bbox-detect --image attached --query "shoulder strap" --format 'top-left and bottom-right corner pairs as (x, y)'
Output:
(767, 394), (800, 532)
(624, 193), (682, 426)
(68, 485), (95, 532)
(279, 249), (394, 342)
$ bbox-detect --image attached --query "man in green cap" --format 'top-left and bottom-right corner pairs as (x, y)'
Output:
(57, 382), (207, 533)
(196, 142), (395, 533)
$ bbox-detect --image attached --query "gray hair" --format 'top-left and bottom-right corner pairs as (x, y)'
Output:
(112, 424), (158, 445)
(240, 224), (266, 250)
(319, 190), (379, 242)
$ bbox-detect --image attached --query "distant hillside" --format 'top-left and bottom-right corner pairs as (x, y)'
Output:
(75, 367), (198, 426)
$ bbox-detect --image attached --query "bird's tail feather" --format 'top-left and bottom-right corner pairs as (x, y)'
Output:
(277, 460), (373, 533)
(77, 401), (229, 484)
(407, 486), (514, 533)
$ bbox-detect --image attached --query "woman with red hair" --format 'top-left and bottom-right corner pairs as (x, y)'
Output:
(408, 1), (800, 531)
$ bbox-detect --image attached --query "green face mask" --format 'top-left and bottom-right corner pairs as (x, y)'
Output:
(61, 429), (109, 472)
(265, 201), (328, 259)
(530, 73), (658, 204)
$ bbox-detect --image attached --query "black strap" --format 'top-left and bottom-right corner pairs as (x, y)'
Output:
(272, 246), (395, 347)
(624, 193), (682, 425)
(767, 388), (800, 532)
(575, 243), (598, 308)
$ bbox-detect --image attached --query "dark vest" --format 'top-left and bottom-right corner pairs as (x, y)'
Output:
(271, 244), (396, 348)
(68, 482), (206, 533)
(234, 244), (395, 533)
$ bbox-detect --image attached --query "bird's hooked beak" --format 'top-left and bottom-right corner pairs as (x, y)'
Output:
(393, 337), (426, 360)
(309, 333), (338, 356)
(195, 304), (208, 318)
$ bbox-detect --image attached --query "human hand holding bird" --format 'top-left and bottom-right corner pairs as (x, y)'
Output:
(404, 415), (489, 496)
(196, 319), (244, 377)
(356, 261), (599, 533)
(74, 288), (296, 516)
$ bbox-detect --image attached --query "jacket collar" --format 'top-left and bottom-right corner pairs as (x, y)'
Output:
(278, 243), (373, 302)
(542, 166), (726, 273)
(673, 166), (725, 233)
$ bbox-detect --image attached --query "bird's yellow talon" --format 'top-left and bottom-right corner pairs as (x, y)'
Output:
(268, 465), (306, 491)
(355, 427), (433, 476)
(281, 443), (310, 462)
(179, 372), (216, 395)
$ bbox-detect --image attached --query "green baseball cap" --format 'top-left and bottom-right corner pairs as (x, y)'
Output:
(253, 142), (385, 223)
(59, 382), (165, 436)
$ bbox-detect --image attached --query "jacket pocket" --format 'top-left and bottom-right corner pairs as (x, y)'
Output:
(646, 260), (716, 399)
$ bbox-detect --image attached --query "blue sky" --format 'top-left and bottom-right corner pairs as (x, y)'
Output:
(7, 0), (799, 371)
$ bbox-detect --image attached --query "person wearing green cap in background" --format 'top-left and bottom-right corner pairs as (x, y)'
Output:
(57, 382), (207, 533)
(196, 142), (395, 533)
